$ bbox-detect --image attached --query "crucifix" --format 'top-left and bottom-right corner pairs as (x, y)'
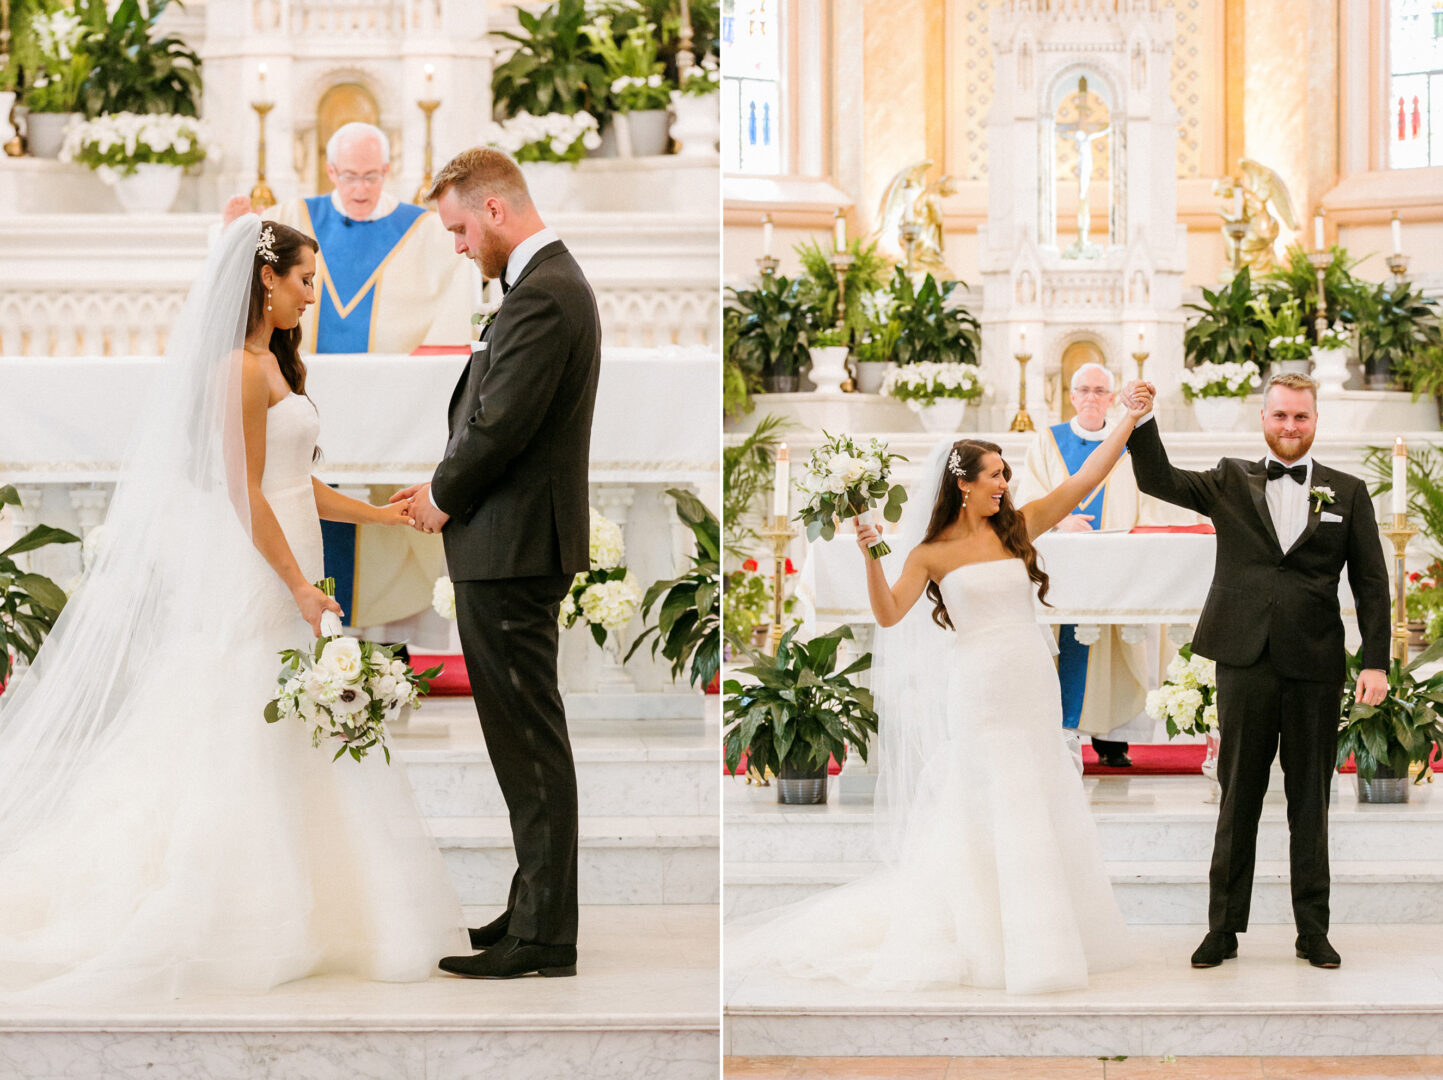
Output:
(1056, 77), (1110, 255)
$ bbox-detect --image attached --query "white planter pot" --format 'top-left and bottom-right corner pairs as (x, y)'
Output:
(668, 90), (719, 158)
(0, 93), (17, 148)
(615, 109), (671, 157)
(518, 161), (577, 216)
(808, 345), (850, 396)
(1191, 395), (1244, 432)
(1310, 344), (1349, 397)
(109, 163), (183, 214)
(915, 398), (968, 433)
(25, 111), (79, 158)
(854, 360), (892, 395)
(1271, 358), (1311, 376)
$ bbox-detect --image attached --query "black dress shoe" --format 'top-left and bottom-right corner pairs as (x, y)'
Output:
(1098, 750), (1133, 768)
(1296, 933), (1341, 968)
(1190, 931), (1238, 968)
(439, 935), (577, 979)
(468, 911), (510, 950)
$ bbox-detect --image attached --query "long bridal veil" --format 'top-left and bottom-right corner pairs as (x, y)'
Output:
(0, 215), (262, 849)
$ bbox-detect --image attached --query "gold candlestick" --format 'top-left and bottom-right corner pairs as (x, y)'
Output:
(1306, 249), (1333, 344)
(1132, 348), (1149, 383)
(1387, 252), (1410, 286)
(413, 98), (441, 204)
(900, 221), (921, 277)
(755, 254), (779, 277)
(758, 514), (798, 656)
(1009, 350), (1035, 433)
(1223, 219), (1248, 276)
(1382, 512), (1419, 664)
(249, 100), (277, 211)
(675, 0), (695, 82)
(829, 249), (855, 331)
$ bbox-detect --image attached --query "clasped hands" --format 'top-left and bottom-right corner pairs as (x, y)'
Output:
(389, 482), (449, 534)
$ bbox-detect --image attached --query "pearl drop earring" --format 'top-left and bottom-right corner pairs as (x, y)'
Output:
(961, 488), (969, 510)
(266, 288), (273, 312)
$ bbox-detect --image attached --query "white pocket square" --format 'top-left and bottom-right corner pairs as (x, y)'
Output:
(478, 341), (489, 351)
(1320, 511), (1343, 523)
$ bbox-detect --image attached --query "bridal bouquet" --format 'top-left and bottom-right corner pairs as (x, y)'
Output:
(795, 433), (907, 559)
(559, 509), (643, 647)
(265, 580), (442, 763)
(1145, 644), (1218, 738)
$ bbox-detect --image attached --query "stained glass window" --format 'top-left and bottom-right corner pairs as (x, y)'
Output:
(722, 0), (783, 175)
(1389, 0), (1443, 168)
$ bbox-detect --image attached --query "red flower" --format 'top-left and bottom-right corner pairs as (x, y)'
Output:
(1411, 572), (1423, 583)
(742, 558), (758, 572)
(784, 558), (798, 575)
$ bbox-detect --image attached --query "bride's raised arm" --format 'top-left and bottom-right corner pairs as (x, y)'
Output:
(1018, 385), (1153, 538)
(856, 520), (932, 627)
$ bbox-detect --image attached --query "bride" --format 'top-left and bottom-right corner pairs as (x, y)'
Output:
(0, 215), (465, 1001)
(731, 392), (1152, 995)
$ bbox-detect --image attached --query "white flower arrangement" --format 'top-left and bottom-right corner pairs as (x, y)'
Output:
(1317, 321), (1350, 351)
(560, 509), (645, 647)
(33, 9), (85, 63)
(1145, 645), (1218, 739)
(482, 110), (602, 165)
(794, 432), (908, 559)
(610, 72), (672, 110)
(1179, 360), (1260, 402)
(432, 575), (456, 620)
(60, 112), (215, 181)
(266, 579), (441, 763)
(881, 361), (987, 410)
(678, 55), (721, 97)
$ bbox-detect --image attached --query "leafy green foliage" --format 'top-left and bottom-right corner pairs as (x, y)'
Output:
(888, 268), (982, 367)
(1182, 267), (1271, 370)
(1263, 244), (1368, 341)
(1364, 444), (1443, 551)
(722, 624), (878, 775)
(79, 0), (202, 118)
(0, 484), (80, 688)
(1337, 639), (1443, 783)
(491, 0), (612, 120)
(725, 274), (814, 380)
(1355, 279), (1443, 388)
(626, 489), (720, 690)
(722, 412), (794, 557)
(793, 237), (891, 340)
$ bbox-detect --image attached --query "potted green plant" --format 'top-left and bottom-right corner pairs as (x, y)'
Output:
(794, 237), (891, 342)
(723, 624), (878, 804)
(60, 111), (211, 213)
(669, 52), (719, 157)
(882, 359), (986, 432)
(725, 274), (812, 393)
(1183, 267), (1271, 378)
(585, 16), (673, 157)
(482, 109), (602, 213)
(627, 488), (720, 692)
(0, 485), (80, 691)
(1354, 278), (1443, 391)
(722, 413), (792, 558)
(18, 1), (93, 157)
(1178, 360), (1260, 432)
(853, 286), (901, 394)
(889, 268), (982, 367)
(1337, 641), (1443, 803)
(1250, 295), (1312, 376)
(492, 0), (612, 124)
(79, 0), (201, 119)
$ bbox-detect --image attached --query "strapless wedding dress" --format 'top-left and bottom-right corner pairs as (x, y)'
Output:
(0, 393), (465, 1002)
(730, 558), (1132, 994)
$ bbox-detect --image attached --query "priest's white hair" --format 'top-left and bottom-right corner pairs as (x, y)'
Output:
(1069, 361), (1115, 392)
(326, 122), (391, 164)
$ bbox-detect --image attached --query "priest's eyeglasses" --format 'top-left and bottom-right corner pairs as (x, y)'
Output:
(1073, 386), (1112, 397)
(336, 171), (385, 186)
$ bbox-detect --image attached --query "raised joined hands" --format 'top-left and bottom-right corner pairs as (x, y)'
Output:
(1120, 379), (1156, 419)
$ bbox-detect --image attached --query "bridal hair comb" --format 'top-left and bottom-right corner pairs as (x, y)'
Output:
(947, 448), (964, 477)
(255, 225), (279, 264)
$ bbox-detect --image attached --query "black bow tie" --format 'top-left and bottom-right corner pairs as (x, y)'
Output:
(499, 275), (510, 296)
(1266, 461), (1307, 485)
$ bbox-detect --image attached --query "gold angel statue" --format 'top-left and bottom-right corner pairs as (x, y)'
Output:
(1214, 158), (1299, 274)
(875, 159), (957, 279)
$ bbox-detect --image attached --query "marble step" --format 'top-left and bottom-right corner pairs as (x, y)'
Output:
(0, 905), (718, 1080)
(723, 858), (1443, 923)
(436, 815), (718, 906)
(723, 923), (1443, 1058)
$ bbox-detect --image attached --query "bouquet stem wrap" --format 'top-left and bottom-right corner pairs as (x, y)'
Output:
(854, 507), (891, 560)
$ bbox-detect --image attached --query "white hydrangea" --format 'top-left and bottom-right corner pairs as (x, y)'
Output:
(1180, 361), (1260, 401)
(60, 112), (216, 176)
(882, 361), (986, 409)
(482, 110), (601, 162)
(589, 509), (625, 570)
(432, 576), (456, 620)
(578, 574), (643, 632)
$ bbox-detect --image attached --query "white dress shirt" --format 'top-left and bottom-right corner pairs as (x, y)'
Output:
(1264, 453), (1313, 551)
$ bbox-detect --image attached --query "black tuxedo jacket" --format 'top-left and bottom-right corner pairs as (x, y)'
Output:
(1127, 419), (1391, 683)
(431, 239), (601, 581)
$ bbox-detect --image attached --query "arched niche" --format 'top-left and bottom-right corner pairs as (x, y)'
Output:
(315, 83), (381, 193)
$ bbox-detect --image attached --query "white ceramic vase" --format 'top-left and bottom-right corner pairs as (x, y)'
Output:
(916, 398), (968, 432)
(1311, 344), (1349, 397)
(110, 163), (183, 213)
(668, 90), (719, 158)
(1191, 396), (1243, 432)
(25, 111), (79, 158)
(854, 360), (892, 395)
(808, 345), (850, 396)
(518, 161), (576, 216)
(616, 109), (671, 157)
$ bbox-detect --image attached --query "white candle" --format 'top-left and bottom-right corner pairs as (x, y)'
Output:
(1394, 437), (1408, 517)
(1019, 328), (1027, 355)
(773, 444), (790, 519)
(1230, 187), (1242, 220)
(761, 214), (773, 258)
(834, 210), (846, 253)
(258, 61), (267, 86)
(1137, 328), (1146, 352)
(424, 63), (435, 86)
(1314, 211), (1325, 251)
(1392, 211), (1403, 255)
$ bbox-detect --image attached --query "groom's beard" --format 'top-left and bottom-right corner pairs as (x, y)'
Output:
(1264, 427), (1315, 463)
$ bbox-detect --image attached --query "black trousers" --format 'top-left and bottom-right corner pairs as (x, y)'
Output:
(454, 574), (578, 946)
(1209, 653), (1343, 936)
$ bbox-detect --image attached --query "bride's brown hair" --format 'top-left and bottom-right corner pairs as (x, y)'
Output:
(246, 222), (319, 397)
(921, 439), (1051, 630)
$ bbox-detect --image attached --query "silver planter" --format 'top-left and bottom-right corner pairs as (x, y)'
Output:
(1356, 764), (1410, 804)
(777, 763), (828, 805)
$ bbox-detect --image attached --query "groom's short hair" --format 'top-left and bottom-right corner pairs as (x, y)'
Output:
(427, 148), (533, 212)
(1264, 372), (1318, 406)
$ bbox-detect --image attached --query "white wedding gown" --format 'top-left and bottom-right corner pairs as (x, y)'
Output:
(731, 558), (1132, 994)
(0, 394), (466, 1002)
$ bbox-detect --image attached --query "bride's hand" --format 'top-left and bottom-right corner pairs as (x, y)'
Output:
(376, 499), (413, 527)
(856, 519), (882, 554)
(1123, 380), (1156, 419)
(294, 583), (343, 638)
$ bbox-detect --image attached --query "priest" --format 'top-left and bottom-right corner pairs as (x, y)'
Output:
(1016, 361), (1190, 767)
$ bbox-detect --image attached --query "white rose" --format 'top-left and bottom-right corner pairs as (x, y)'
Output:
(432, 576), (457, 620)
(317, 636), (364, 684)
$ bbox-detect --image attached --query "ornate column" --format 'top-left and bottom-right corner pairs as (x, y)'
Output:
(837, 621), (880, 804)
(593, 483), (637, 695)
(660, 483), (699, 575)
(68, 485), (111, 572)
(9, 486), (45, 574)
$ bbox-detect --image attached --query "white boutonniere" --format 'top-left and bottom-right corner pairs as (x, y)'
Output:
(1310, 485), (1335, 514)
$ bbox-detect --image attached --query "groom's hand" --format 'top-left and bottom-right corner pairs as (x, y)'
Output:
(398, 483), (450, 534)
(1357, 667), (1388, 707)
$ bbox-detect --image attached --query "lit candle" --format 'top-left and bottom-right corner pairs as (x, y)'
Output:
(1314, 211), (1325, 251)
(1392, 210), (1403, 255)
(773, 444), (790, 519)
(1137, 328), (1146, 352)
(762, 213), (773, 258)
(258, 61), (267, 87)
(1019, 328), (1027, 355)
(1394, 436), (1408, 517)
(424, 63), (435, 86)
(834, 209), (846, 253)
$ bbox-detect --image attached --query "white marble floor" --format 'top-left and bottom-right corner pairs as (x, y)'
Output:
(0, 905), (720, 1079)
(724, 922), (1443, 1058)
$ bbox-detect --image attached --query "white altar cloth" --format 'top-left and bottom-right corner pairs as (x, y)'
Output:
(0, 347), (718, 486)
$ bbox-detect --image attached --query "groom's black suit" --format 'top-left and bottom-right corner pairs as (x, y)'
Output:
(1127, 418), (1389, 935)
(431, 238), (600, 947)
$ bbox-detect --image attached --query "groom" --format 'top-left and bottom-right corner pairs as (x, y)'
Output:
(1123, 374), (1390, 970)
(396, 148), (601, 979)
